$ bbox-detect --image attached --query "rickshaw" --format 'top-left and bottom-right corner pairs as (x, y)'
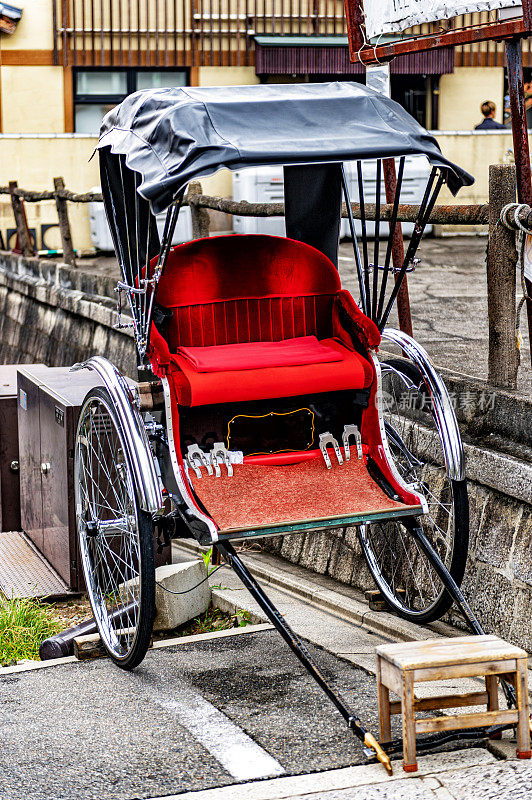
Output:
(72, 82), (480, 770)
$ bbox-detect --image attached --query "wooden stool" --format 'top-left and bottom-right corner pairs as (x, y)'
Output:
(376, 635), (531, 772)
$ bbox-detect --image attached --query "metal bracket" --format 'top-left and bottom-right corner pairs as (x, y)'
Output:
(211, 442), (233, 477)
(186, 444), (213, 478)
(342, 424), (363, 461)
(319, 432), (343, 469)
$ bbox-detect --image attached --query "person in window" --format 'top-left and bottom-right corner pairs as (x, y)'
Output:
(475, 100), (506, 130)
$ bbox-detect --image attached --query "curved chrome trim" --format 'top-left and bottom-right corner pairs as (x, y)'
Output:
(381, 328), (465, 481)
(161, 377), (219, 543)
(71, 356), (163, 514)
(368, 350), (428, 515)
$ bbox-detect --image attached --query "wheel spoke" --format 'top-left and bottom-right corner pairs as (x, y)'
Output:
(360, 359), (467, 621)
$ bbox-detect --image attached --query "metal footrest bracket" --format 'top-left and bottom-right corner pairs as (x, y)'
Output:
(187, 444), (213, 478)
(210, 443), (233, 477)
(319, 432), (343, 469)
(342, 424), (363, 461)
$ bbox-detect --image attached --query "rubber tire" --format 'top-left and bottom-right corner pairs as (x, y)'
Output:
(361, 358), (469, 624)
(75, 387), (155, 670)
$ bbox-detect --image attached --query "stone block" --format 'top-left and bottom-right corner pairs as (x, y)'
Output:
(466, 481), (490, 553)
(298, 530), (331, 575)
(280, 532), (305, 563)
(511, 506), (532, 586)
(326, 534), (356, 586)
(153, 560), (211, 632)
(509, 586), (532, 652)
(468, 565), (516, 642)
(474, 492), (519, 571)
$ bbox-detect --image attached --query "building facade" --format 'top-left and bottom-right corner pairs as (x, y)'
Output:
(0, 2), (528, 248)
(2, 2), (531, 134)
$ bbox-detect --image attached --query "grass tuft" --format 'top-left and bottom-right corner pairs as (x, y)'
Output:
(0, 596), (63, 666)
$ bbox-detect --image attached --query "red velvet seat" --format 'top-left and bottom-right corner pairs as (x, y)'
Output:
(148, 234), (380, 407)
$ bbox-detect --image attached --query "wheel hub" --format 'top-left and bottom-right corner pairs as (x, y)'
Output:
(85, 520), (99, 537)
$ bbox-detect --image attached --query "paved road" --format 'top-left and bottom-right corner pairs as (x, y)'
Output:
(0, 630), (398, 800)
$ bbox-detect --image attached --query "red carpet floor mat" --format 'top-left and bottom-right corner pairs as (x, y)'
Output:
(188, 455), (417, 533)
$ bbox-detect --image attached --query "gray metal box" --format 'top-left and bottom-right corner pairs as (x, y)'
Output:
(17, 365), (170, 594)
(18, 366), (106, 591)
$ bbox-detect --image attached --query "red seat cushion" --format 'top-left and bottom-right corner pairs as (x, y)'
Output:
(175, 335), (343, 373)
(168, 337), (373, 407)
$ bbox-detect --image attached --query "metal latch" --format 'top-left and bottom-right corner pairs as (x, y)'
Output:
(186, 444), (213, 479)
(319, 432), (343, 469)
(210, 443), (233, 477)
(342, 424), (363, 461)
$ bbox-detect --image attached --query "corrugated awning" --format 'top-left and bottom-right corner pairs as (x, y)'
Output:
(255, 36), (454, 76)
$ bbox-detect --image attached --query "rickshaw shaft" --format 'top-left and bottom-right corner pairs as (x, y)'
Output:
(216, 542), (369, 737)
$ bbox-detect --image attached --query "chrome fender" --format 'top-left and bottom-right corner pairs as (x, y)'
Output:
(71, 356), (163, 514)
(381, 328), (465, 482)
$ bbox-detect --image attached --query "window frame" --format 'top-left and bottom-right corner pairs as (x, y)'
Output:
(73, 66), (190, 132)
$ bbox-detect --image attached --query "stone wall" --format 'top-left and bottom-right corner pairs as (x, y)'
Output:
(266, 478), (532, 650)
(1, 251), (530, 649)
(0, 251), (136, 376)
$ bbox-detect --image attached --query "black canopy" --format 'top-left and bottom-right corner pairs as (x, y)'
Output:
(98, 81), (473, 214)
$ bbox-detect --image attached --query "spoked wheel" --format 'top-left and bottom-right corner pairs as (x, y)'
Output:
(74, 387), (155, 669)
(360, 358), (469, 623)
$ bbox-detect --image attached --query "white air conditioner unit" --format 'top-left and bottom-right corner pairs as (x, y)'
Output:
(232, 159), (432, 242)
(89, 188), (193, 251)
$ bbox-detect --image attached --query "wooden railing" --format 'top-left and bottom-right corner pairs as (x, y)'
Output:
(3, 174), (528, 387)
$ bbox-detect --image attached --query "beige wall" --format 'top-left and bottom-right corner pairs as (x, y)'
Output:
(1, 66), (64, 133)
(0, 128), (518, 253)
(439, 67), (505, 131)
(435, 131), (514, 204)
(0, 136), (99, 251)
(0, 0), (54, 51)
(434, 130), (516, 233)
(198, 67), (259, 87)
(0, 135), (233, 251)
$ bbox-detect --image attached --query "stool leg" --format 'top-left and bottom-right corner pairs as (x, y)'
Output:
(377, 661), (392, 743)
(401, 671), (417, 773)
(516, 658), (531, 759)
(486, 674), (502, 740)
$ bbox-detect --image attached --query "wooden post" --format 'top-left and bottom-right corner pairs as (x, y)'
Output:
(53, 176), (76, 267)
(383, 158), (413, 337)
(487, 164), (520, 389)
(505, 38), (532, 368)
(8, 181), (34, 257)
(187, 181), (211, 239)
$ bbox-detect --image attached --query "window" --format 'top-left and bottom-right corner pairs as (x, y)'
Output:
(74, 68), (188, 134)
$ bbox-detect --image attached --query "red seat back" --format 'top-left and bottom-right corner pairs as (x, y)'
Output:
(154, 234), (341, 349)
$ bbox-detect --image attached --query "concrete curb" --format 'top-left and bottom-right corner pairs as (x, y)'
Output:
(0, 622), (273, 676)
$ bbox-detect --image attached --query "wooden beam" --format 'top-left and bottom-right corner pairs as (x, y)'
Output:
(357, 19), (530, 64)
(54, 177), (76, 267)
(63, 66), (74, 133)
(0, 50), (55, 66)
